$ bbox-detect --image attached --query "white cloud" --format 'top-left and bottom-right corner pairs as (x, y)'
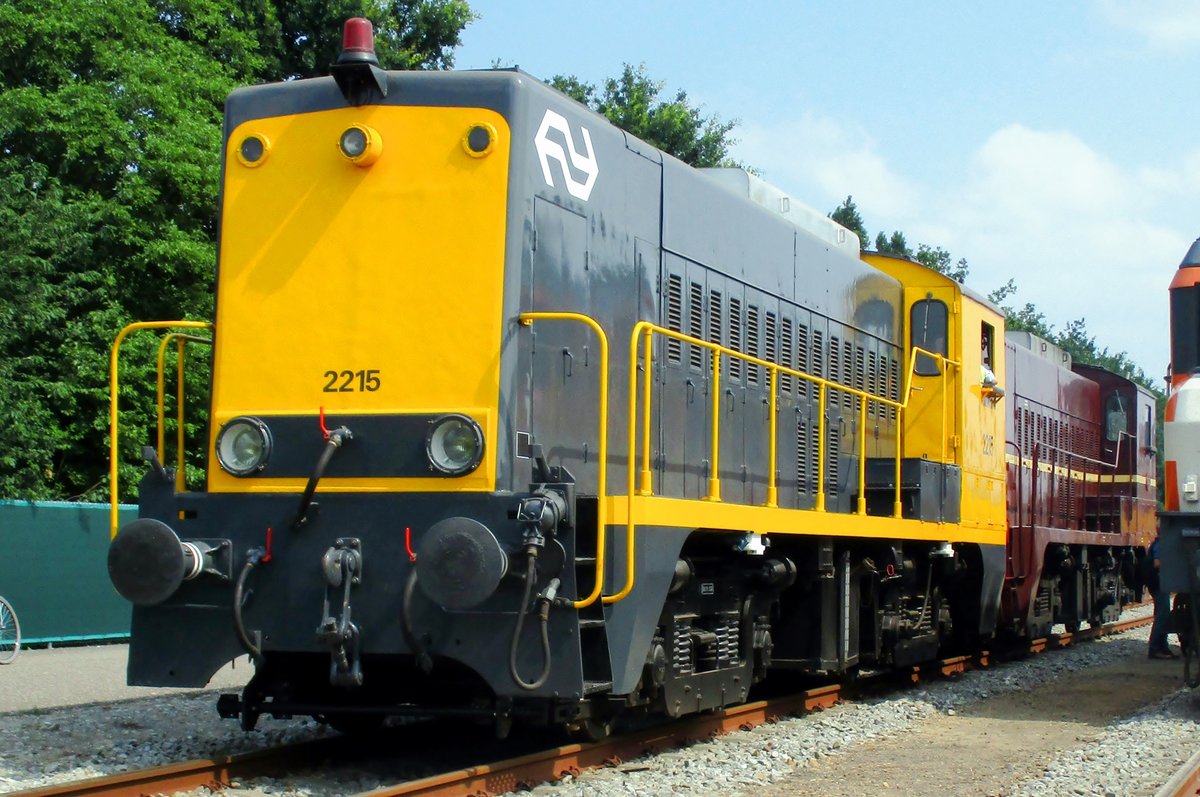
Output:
(1137, 148), (1200, 196)
(939, 124), (1190, 374)
(732, 114), (1194, 375)
(1096, 0), (1200, 50)
(964, 125), (1130, 222)
(733, 113), (921, 222)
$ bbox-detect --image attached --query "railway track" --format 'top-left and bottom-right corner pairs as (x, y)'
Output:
(8, 613), (1155, 797)
(1158, 747), (1200, 797)
(6, 735), (355, 797)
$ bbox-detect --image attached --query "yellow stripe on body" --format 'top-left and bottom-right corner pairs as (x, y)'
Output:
(1002, 454), (1155, 486)
(603, 495), (1006, 546)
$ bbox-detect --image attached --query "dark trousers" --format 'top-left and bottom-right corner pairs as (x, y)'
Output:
(1150, 590), (1172, 653)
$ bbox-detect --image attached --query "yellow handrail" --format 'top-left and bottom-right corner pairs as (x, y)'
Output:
(110, 321), (213, 539)
(155, 334), (212, 493)
(707, 346), (722, 501)
(613, 324), (961, 603)
(518, 312), (610, 609)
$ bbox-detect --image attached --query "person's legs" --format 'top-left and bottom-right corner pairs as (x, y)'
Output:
(1150, 591), (1174, 657)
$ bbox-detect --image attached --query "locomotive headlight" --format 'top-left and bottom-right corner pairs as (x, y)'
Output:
(215, 416), (272, 476)
(236, 133), (270, 167)
(426, 414), (484, 476)
(338, 123), (382, 166)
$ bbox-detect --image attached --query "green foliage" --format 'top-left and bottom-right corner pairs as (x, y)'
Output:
(829, 196), (870, 252)
(874, 231), (912, 258)
(260, 0), (475, 78)
(915, 244), (969, 284)
(549, 64), (739, 168)
(985, 279), (1162, 400)
(0, 0), (471, 501)
(830, 200), (1159, 396)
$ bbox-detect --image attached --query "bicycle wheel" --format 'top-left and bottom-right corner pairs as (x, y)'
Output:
(0, 596), (20, 664)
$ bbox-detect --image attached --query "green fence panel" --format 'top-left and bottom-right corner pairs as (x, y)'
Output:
(0, 501), (134, 644)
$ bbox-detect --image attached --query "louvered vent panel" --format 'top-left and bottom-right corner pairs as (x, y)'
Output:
(889, 357), (900, 421)
(780, 317), (794, 395)
(746, 305), (760, 386)
(797, 324), (810, 399)
(708, 290), (722, 348)
(842, 340), (854, 411)
(867, 351), (878, 421)
(827, 420), (840, 497)
(729, 297), (743, 382)
(854, 345), (865, 416)
(688, 281), (704, 370)
(765, 311), (777, 389)
(666, 273), (683, 363)
(796, 418), (808, 498)
(829, 337), (840, 411)
(812, 330), (824, 394)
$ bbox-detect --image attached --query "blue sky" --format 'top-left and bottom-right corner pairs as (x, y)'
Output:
(453, 1), (1200, 379)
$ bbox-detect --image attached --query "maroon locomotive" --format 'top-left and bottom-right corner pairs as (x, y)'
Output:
(1001, 330), (1156, 638)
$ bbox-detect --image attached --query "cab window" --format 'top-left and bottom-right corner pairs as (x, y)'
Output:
(1104, 393), (1127, 443)
(911, 298), (948, 376)
(981, 322), (997, 386)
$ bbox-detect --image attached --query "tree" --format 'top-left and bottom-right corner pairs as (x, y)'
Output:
(874, 231), (912, 258)
(0, 0), (473, 501)
(549, 64), (739, 168)
(915, 244), (970, 284)
(254, 0), (475, 79)
(990, 283), (1158, 392)
(830, 196), (870, 252)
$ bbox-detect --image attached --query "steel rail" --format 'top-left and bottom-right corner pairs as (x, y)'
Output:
(11, 613), (1154, 797)
(362, 614), (1156, 797)
(6, 736), (352, 797)
(1155, 746), (1200, 797)
(357, 685), (844, 797)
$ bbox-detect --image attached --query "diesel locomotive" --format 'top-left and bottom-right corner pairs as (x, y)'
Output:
(1158, 236), (1200, 685)
(106, 19), (1155, 736)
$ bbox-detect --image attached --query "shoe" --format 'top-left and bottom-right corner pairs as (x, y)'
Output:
(1149, 650), (1176, 660)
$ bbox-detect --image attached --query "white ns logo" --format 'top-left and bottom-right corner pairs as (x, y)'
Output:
(534, 109), (599, 201)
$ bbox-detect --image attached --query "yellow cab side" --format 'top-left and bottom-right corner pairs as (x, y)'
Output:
(863, 253), (1006, 544)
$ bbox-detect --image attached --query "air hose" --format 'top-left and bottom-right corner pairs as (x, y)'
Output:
(233, 549), (266, 667)
(292, 426), (351, 529)
(509, 547), (559, 691)
(402, 569), (433, 673)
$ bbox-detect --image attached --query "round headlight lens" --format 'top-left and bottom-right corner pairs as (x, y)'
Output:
(339, 126), (368, 158)
(426, 415), (484, 476)
(237, 133), (270, 167)
(337, 124), (383, 166)
(216, 417), (272, 476)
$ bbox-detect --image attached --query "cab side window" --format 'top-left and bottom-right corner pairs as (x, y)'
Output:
(1104, 393), (1127, 443)
(980, 322), (996, 386)
(911, 298), (948, 376)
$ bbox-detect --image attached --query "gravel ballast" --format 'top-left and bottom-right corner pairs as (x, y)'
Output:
(0, 606), (1195, 797)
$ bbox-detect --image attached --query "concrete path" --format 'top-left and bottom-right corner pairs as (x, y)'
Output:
(0, 644), (251, 714)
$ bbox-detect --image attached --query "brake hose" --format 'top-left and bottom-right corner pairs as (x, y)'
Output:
(510, 548), (557, 691)
(292, 425), (351, 529)
(233, 549), (266, 666)
(402, 569), (433, 673)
